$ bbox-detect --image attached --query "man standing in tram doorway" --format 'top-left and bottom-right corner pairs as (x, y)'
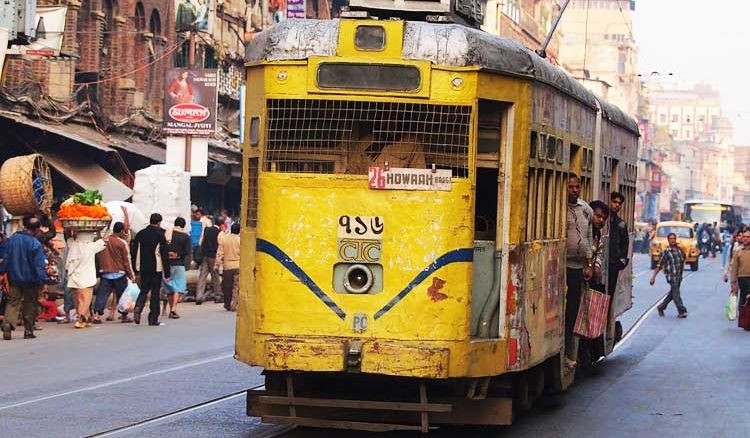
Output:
(650, 232), (688, 318)
(608, 192), (630, 297)
(565, 174), (594, 368)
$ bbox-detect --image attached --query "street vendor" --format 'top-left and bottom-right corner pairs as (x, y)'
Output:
(58, 190), (111, 329)
(66, 230), (106, 329)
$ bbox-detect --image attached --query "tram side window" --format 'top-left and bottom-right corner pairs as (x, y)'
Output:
(526, 132), (565, 241)
(264, 99), (471, 177)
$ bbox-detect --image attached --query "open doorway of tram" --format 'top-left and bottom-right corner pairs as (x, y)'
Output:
(471, 100), (512, 339)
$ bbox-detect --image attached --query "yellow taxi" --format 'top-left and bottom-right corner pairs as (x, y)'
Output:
(650, 221), (700, 271)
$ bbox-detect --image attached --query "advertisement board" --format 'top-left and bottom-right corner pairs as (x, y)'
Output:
(286, 0), (305, 18)
(163, 68), (218, 136)
(175, 0), (210, 32)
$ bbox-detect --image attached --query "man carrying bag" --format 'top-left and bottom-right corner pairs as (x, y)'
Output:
(731, 228), (750, 330)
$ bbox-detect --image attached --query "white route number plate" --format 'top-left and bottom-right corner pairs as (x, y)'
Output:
(368, 166), (452, 191)
(353, 313), (368, 333)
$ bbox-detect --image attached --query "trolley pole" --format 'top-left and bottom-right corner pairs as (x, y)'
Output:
(536, 0), (571, 59)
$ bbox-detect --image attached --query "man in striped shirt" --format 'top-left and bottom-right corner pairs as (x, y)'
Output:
(650, 232), (688, 318)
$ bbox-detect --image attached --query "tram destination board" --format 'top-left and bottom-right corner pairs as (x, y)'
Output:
(368, 166), (452, 191)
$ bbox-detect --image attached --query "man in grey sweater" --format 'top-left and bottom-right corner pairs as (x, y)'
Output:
(565, 174), (593, 368)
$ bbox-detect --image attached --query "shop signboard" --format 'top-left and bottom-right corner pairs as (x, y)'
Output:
(163, 68), (218, 136)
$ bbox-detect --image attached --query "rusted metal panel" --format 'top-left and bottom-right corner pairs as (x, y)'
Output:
(506, 245), (529, 371)
(361, 342), (450, 378)
(263, 338), (345, 372)
(435, 397), (513, 426)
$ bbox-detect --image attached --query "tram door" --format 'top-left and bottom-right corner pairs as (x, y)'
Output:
(471, 100), (511, 338)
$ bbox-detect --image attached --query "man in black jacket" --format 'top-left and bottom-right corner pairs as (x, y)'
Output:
(131, 213), (171, 326)
(196, 217), (223, 305)
(608, 191), (630, 297)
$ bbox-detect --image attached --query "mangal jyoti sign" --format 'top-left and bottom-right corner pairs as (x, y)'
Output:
(163, 68), (218, 136)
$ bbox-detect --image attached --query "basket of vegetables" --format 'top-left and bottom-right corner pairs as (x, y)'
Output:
(58, 190), (112, 232)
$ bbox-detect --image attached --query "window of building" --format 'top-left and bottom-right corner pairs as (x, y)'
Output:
(671, 129), (678, 137)
(685, 129), (691, 139)
(671, 114), (679, 123)
(135, 2), (145, 30)
(660, 114), (666, 123)
(502, 0), (521, 24)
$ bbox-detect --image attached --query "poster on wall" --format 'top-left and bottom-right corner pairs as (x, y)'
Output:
(163, 68), (218, 136)
(175, 0), (211, 32)
(286, 0), (305, 18)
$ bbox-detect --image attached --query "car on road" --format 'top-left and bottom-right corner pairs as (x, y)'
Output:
(650, 221), (700, 271)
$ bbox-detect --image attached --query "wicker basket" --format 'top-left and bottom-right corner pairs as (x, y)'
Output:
(0, 154), (53, 215)
(59, 218), (112, 232)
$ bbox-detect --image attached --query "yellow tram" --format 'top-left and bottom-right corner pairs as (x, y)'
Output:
(236, 19), (639, 431)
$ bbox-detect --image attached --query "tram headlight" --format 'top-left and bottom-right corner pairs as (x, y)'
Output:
(343, 264), (374, 294)
(451, 77), (464, 89)
(277, 70), (288, 82)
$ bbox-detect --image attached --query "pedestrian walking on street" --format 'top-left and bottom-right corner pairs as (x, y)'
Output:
(195, 217), (223, 305)
(131, 213), (171, 326)
(164, 217), (191, 319)
(730, 228), (750, 330)
(65, 229), (107, 329)
(216, 223), (241, 311)
(608, 192), (629, 296)
(1, 216), (51, 340)
(565, 174), (594, 369)
(93, 222), (135, 324)
(650, 232), (688, 318)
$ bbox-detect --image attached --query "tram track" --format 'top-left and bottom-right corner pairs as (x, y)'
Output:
(84, 384), (267, 437)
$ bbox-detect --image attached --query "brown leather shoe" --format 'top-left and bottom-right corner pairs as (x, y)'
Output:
(657, 307), (665, 317)
(2, 329), (11, 341)
(678, 312), (688, 318)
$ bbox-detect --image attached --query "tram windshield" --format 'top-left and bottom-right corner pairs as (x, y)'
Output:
(656, 226), (694, 239)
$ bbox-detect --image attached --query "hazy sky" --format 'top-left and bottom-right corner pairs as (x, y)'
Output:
(634, 0), (750, 143)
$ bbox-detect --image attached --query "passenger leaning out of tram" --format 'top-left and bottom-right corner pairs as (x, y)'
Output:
(589, 200), (611, 294)
(565, 174), (594, 369)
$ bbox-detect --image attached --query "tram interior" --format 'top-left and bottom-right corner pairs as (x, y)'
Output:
(471, 100), (510, 339)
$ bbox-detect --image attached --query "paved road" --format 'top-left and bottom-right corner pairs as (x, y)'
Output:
(2, 254), (746, 437)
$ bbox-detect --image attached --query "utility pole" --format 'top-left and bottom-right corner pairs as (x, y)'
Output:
(185, 30), (195, 173)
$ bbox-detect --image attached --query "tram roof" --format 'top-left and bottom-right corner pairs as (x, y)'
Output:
(245, 19), (639, 136)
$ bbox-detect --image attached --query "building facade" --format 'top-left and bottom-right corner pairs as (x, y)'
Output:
(733, 145), (750, 220)
(557, 0), (640, 117)
(482, 0), (563, 63)
(647, 83), (734, 212)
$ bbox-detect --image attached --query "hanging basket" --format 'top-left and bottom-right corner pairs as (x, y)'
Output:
(0, 154), (53, 216)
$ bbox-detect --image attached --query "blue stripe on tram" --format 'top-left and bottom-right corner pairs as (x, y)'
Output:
(256, 239), (347, 320)
(374, 248), (474, 320)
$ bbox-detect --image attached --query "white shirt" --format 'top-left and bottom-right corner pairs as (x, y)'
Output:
(65, 237), (106, 289)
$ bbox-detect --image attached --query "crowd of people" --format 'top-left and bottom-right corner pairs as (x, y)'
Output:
(0, 204), (241, 340)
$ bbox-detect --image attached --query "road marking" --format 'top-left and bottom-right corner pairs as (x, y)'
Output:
(0, 352), (234, 412)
